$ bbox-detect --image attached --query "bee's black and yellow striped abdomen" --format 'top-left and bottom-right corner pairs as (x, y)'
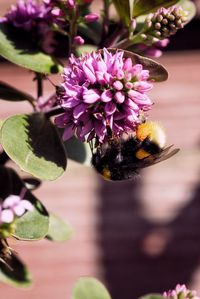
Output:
(92, 121), (178, 181)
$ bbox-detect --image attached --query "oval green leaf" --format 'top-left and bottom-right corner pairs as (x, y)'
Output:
(112, 0), (131, 25)
(0, 113), (67, 181)
(107, 48), (168, 82)
(0, 247), (32, 288)
(14, 196), (49, 240)
(133, 0), (180, 17)
(72, 278), (111, 299)
(0, 166), (49, 240)
(0, 81), (35, 103)
(177, 0), (196, 23)
(0, 23), (63, 74)
(140, 294), (166, 299)
(46, 213), (73, 242)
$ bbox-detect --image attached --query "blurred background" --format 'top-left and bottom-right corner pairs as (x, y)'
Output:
(0, 1), (200, 299)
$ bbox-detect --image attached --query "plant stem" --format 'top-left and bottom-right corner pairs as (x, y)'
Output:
(105, 26), (127, 48)
(100, 0), (110, 47)
(68, 8), (78, 55)
(35, 72), (43, 100)
(116, 33), (144, 49)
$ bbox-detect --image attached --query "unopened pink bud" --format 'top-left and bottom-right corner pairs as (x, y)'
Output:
(74, 35), (85, 45)
(130, 19), (136, 31)
(66, 0), (75, 9)
(84, 13), (99, 23)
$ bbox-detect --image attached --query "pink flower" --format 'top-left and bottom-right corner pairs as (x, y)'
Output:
(0, 191), (33, 225)
(84, 13), (99, 23)
(163, 284), (200, 299)
(73, 35), (85, 45)
(55, 48), (153, 143)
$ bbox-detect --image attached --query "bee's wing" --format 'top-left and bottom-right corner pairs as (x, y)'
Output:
(140, 147), (180, 168)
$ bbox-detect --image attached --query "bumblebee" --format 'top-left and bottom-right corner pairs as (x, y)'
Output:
(92, 121), (179, 181)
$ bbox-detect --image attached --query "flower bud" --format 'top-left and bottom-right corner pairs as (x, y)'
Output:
(130, 18), (136, 31)
(163, 284), (200, 299)
(84, 13), (99, 23)
(144, 6), (188, 40)
(66, 0), (76, 9)
(73, 35), (85, 45)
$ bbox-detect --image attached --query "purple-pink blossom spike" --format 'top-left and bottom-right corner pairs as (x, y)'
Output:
(55, 48), (153, 143)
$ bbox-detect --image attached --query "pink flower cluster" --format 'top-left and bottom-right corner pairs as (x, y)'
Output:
(55, 48), (153, 143)
(0, 193), (33, 225)
(2, 0), (50, 31)
(163, 284), (200, 299)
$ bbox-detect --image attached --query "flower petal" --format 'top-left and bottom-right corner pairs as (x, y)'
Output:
(83, 89), (100, 103)
(21, 200), (33, 211)
(114, 91), (125, 104)
(82, 63), (96, 84)
(63, 125), (75, 140)
(105, 102), (116, 115)
(73, 103), (86, 119)
(1, 209), (14, 223)
(101, 90), (113, 102)
(3, 195), (20, 209)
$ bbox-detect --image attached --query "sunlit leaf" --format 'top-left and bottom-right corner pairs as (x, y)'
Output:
(72, 278), (111, 299)
(133, 0), (179, 17)
(0, 81), (35, 103)
(0, 113), (67, 181)
(0, 166), (49, 240)
(76, 45), (98, 56)
(0, 23), (63, 74)
(0, 120), (3, 131)
(177, 0), (196, 23)
(140, 294), (166, 299)
(46, 213), (73, 242)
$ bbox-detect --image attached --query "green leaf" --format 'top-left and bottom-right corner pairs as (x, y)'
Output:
(0, 246), (32, 288)
(72, 278), (111, 299)
(0, 23), (63, 74)
(112, 0), (131, 25)
(76, 45), (98, 56)
(14, 197), (49, 240)
(0, 113), (67, 181)
(0, 166), (49, 240)
(0, 120), (3, 131)
(107, 49), (168, 82)
(133, 0), (180, 17)
(177, 0), (196, 23)
(64, 136), (92, 166)
(46, 213), (73, 242)
(139, 294), (166, 299)
(0, 81), (35, 103)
